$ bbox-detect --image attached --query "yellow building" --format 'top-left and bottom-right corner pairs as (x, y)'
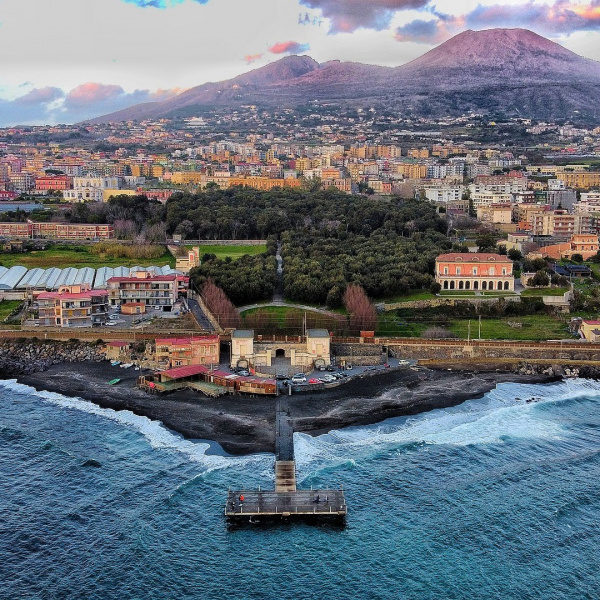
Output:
(556, 172), (600, 189)
(171, 172), (205, 185)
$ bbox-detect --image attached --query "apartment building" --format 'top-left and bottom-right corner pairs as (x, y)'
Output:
(424, 186), (465, 203)
(530, 210), (593, 237)
(0, 221), (114, 240)
(539, 234), (599, 260)
(476, 203), (513, 225)
(106, 270), (184, 310)
(556, 172), (600, 189)
(37, 285), (109, 328)
(154, 335), (220, 368)
(34, 175), (72, 191)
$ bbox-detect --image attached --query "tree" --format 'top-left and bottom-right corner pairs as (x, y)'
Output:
(430, 282), (442, 294)
(528, 270), (550, 287)
(507, 248), (523, 261)
(571, 253), (584, 263)
(343, 283), (377, 334)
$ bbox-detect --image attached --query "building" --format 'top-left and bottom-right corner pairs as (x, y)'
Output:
(106, 270), (185, 310)
(175, 246), (200, 273)
(34, 175), (72, 192)
(556, 172), (600, 189)
(477, 203), (512, 225)
(579, 320), (600, 342)
(538, 234), (599, 260)
(37, 284), (109, 327)
(0, 221), (114, 240)
(530, 210), (593, 238)
(435, 253), (514, 291)
(230, 329), (332, 370)
(63, 176), (120, 202)
(154, 335), (220, 368)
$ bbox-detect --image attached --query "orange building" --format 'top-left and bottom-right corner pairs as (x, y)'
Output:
(539, 234), (599, 260)
(35, 175), (72, 191)
(155, 336), (220, 368)
(435, 253), (514, 291)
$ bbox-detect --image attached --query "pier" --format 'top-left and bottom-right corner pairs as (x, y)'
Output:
(225, 397), (347, 522)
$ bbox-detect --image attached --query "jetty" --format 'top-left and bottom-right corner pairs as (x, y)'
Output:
(225, 397), (347, 522)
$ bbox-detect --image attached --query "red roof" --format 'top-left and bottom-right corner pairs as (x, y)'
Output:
(159, 364), (210, 380)
(37, 289), (108, 300)
(107, 274), (177, 283)
(155, 335), (219, 345)
(436, 253), (513, 262)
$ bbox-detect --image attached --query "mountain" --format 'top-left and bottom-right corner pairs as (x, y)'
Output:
(87, 29), (600, 124)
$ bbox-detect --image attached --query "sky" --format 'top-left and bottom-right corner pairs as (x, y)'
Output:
(1, 0), (600, 126)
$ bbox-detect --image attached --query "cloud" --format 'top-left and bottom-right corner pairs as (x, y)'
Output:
(0, 83), (183, 126)
(244, 53), (263, 64)
(64, 83), (126, 108)
(300, 0), (430, 33)
(395, 2), (600, 45)
(121, 0), (207, 7)
(268, 40), (311, 54)
(14, 86), (64, 105)
(464, 1), (600, 36)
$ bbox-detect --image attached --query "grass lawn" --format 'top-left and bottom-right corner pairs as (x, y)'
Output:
(0, 300), (22, 321)
(0, 247), (176, 269)
(241, 305), (345, 335)
(383, 291), (437, 303)
(188, 244), (267, 261)
(448, 315), (570, 341)
(521, 288), (569, 297)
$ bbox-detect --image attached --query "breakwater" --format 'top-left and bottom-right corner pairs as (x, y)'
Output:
(0, 340), (105, 376)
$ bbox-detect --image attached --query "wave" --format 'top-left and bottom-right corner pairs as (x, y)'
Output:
(293, 378), (600, 479)
(0, 379), (272, 475)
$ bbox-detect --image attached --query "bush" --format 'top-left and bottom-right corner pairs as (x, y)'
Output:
(90, 243), (165, 260)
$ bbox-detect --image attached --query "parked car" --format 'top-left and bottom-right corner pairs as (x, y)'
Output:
(237, 369), (250, 377)
(291, 374), (307, 384)
(326, 365), (335, 371)
(320, 374), (336, 383)
(308, 378), (322, 384)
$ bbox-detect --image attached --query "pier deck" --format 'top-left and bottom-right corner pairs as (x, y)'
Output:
(225, 489), (347, 519)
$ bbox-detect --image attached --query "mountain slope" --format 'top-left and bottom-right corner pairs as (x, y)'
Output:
(86, 28), (600, 124)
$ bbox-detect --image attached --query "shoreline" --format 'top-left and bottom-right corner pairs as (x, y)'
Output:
(11, 360), (559, 456)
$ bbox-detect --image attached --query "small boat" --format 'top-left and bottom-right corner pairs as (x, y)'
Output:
(108, 378), (121, 385)
(110, 361), (121, 367)
(120, 363), (133, 369)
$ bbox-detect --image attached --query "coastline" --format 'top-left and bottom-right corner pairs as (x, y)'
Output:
(12, 360), (559, 456)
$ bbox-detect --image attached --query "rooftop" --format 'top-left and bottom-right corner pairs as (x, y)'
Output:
(232, 329), (254, 338)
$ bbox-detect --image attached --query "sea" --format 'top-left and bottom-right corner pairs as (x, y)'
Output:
(2, 377), (600, 599)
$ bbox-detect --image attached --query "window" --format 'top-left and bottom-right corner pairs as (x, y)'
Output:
(473, 267), (478, 275)
(456, 267), (461, 275)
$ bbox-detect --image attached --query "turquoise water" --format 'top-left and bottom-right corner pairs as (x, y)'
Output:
(2, 378), (600, 599)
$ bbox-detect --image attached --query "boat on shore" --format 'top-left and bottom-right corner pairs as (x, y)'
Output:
(108, 378), (121, 385)
(110, 361), (121, 367)
(120, 363), (133, 369)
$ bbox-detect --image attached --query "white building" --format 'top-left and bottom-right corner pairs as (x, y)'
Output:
(424, 186), (465, 203)
(63, 176), (120, 203)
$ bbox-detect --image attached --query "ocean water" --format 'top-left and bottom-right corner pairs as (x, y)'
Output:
(2, 378), (600, 599)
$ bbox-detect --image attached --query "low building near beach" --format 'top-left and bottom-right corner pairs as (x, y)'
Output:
(154, 335), (220, 368)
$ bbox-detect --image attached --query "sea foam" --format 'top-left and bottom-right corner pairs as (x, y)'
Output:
(0, 379), (273, 474)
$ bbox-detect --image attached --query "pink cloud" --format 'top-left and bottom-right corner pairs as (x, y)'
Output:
(268, 40), (310, 54)
(244, 53), (263, 64)
(65, 82), (125, 107)
(15, 86), (64, 105)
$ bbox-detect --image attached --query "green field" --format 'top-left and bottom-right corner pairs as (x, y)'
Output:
(0, 247), (176, 269)
(189, 244), (267, 261)
(376, 313), (571, 340)
(241, 305), (345, 334)
(0, 300), (22, 321)
(383, 291), (437, 303)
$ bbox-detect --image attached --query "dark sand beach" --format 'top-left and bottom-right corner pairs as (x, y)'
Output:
(15, 361), (557, 455)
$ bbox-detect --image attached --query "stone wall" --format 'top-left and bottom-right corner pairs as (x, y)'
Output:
(332, 342), (384, 366)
